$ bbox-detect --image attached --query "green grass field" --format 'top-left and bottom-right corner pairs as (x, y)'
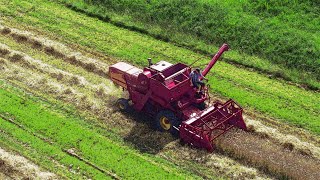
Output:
(60, 0), (320, 90)
(1, 0), (318, 135)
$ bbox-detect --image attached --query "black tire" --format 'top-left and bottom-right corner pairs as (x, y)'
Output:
(155, 110), (180, 136)
(116, 98), (130, 112)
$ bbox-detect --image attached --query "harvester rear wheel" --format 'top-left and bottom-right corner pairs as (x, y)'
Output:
(116, 98), (130, 112)
(155, 110), (180, 136)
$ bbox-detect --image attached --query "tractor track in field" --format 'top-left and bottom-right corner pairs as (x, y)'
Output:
(0, 24), (320, 179)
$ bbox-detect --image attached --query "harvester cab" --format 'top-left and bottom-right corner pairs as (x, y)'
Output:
(109, 43), (247, 152)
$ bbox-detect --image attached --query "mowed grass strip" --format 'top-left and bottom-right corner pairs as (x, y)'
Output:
(0, 81), (200, 179)
(0, 0), (319, 134)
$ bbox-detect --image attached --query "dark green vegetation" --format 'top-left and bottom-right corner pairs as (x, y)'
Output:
(0, 0), (319, 135)
(61, 0), (320, 90)
(0, 80), (200, 179)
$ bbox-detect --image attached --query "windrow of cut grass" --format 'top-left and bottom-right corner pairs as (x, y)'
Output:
(0, 24), (111, 78)
(0, 80), (201, 179)
(215, 129), (320, 180)
(2, 23), (320, 177)
(0, 42), (114, 97)
(59, 0), (320, 90)
(0, 145), (56, 179)
(0, 0), (318, 135)
(244, 118), (320, 160)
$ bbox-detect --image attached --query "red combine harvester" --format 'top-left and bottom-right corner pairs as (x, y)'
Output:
(109, 44), (247, 152)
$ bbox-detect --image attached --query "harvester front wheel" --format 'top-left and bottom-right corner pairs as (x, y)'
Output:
(117, 98), (130, 112)
(155, 110), (180, 135)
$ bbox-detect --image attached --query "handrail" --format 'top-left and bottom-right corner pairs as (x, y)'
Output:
(164, 67), (188, 81)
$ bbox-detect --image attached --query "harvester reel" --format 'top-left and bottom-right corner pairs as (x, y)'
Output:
(155, 110), (180, 135)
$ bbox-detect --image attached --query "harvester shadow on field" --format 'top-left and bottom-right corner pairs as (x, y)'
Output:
(103, 95), (178, 154)
(122, 112), (178, 154)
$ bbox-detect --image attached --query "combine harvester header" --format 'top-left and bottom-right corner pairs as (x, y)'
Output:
(109, 44), (247, 152)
